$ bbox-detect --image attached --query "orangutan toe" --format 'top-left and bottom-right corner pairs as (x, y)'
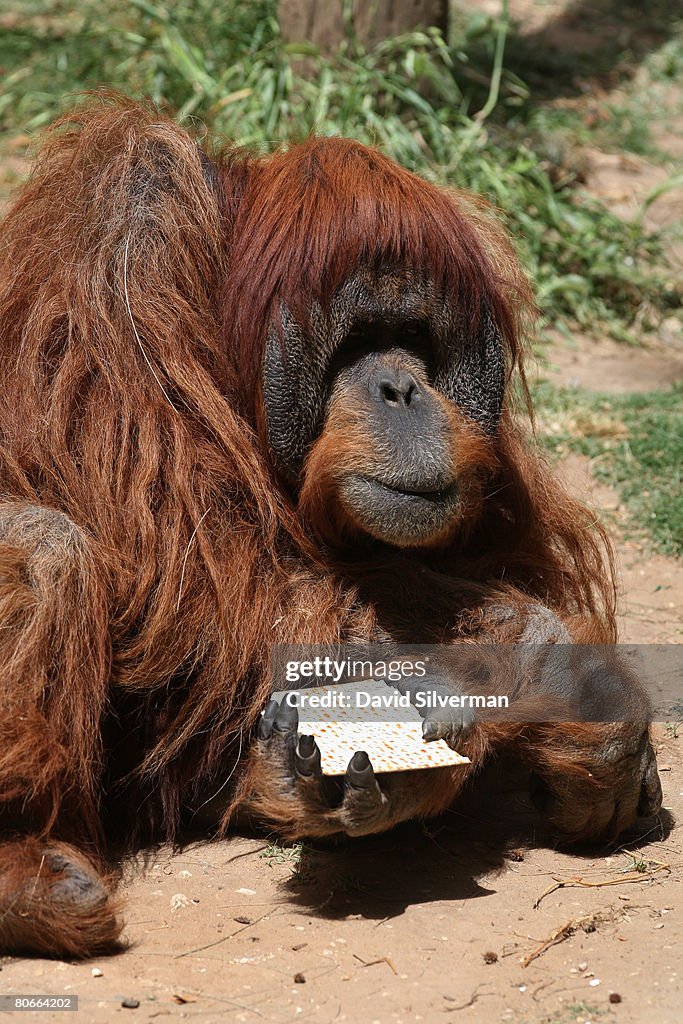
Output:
(636, 736), (663, 817)
(47, 851), (109, 908)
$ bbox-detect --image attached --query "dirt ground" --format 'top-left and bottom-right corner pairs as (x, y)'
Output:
(1, 3), (682, 1023)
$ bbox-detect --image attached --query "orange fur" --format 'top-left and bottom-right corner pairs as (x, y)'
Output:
(0, 95), (634, 956)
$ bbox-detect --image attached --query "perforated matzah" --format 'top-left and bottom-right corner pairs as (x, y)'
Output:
(270, 680), (470, 775)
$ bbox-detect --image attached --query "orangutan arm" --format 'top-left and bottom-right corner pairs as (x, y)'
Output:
(233, 599), (660, 843)
(0, 502), (122, 957)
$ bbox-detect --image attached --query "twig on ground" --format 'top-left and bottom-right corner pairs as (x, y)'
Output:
(522, 909), (614, 968)
(443, 984), (488, 1011)
(533, 862), (670, 909)
(175, 910), (272, 958)
(353, 953), (398, 974)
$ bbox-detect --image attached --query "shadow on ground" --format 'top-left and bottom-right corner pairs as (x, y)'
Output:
(267, 757), (672, 923)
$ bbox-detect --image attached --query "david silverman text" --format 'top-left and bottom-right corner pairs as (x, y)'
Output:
(282, 690), (510, 710)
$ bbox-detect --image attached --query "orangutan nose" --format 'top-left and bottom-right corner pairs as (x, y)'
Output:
(371, 368), (420, 408)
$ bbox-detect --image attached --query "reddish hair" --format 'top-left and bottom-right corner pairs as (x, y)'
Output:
(221, 136), (532, 415)
(0, 96), (615, 857)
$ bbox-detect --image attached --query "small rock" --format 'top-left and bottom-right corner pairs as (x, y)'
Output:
(91, 968), (103, 978)
(294, 972), (306, 984)
(483, 951), (498, 964)
(236, 887), (256, 895)
(121, 998), (140, 1009)
(234, 915), (252, 925)
(609, 992), (623, 1004)
(589, 978), (601, 987)
(578, 962), (588, 972)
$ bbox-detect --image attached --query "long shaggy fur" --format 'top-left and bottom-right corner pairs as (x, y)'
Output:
(0, 95), (625, 955)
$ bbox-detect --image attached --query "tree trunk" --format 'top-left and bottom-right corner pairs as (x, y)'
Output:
(279, 0), (448, 52)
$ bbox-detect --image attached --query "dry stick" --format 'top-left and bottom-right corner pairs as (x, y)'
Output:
(533, 862), (671, 909)
(353, 953), (398, 974)
(8, 854), (46, 922)
(444, 984), (488, 1012)
(522, 910), (611, 968)
(175, 910), (272, 958)
(26, 854), (45, 901)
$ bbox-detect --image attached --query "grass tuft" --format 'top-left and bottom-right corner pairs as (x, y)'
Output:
(535, 381), (683, 556)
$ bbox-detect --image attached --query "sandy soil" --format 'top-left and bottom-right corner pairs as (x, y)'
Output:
(5, 781), (680, 1024)
(1, 3), (682, 1022)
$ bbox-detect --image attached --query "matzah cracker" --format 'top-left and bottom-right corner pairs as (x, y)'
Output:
(270, 679), (470, 775)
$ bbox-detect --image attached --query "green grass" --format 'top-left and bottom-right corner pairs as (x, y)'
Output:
(0, 0), (680, 339)
(512, 1001), (603, 1024)
(665, 701), (683, 739)
(535, 381), (683, 556)
(258, 840), (303, 868)
(563, 1005), (603, 1023)
(258, 840), (318, 885)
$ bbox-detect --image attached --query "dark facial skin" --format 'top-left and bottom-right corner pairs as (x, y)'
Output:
(328, 335), (461, 547)
(264, 271), (501, 551)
